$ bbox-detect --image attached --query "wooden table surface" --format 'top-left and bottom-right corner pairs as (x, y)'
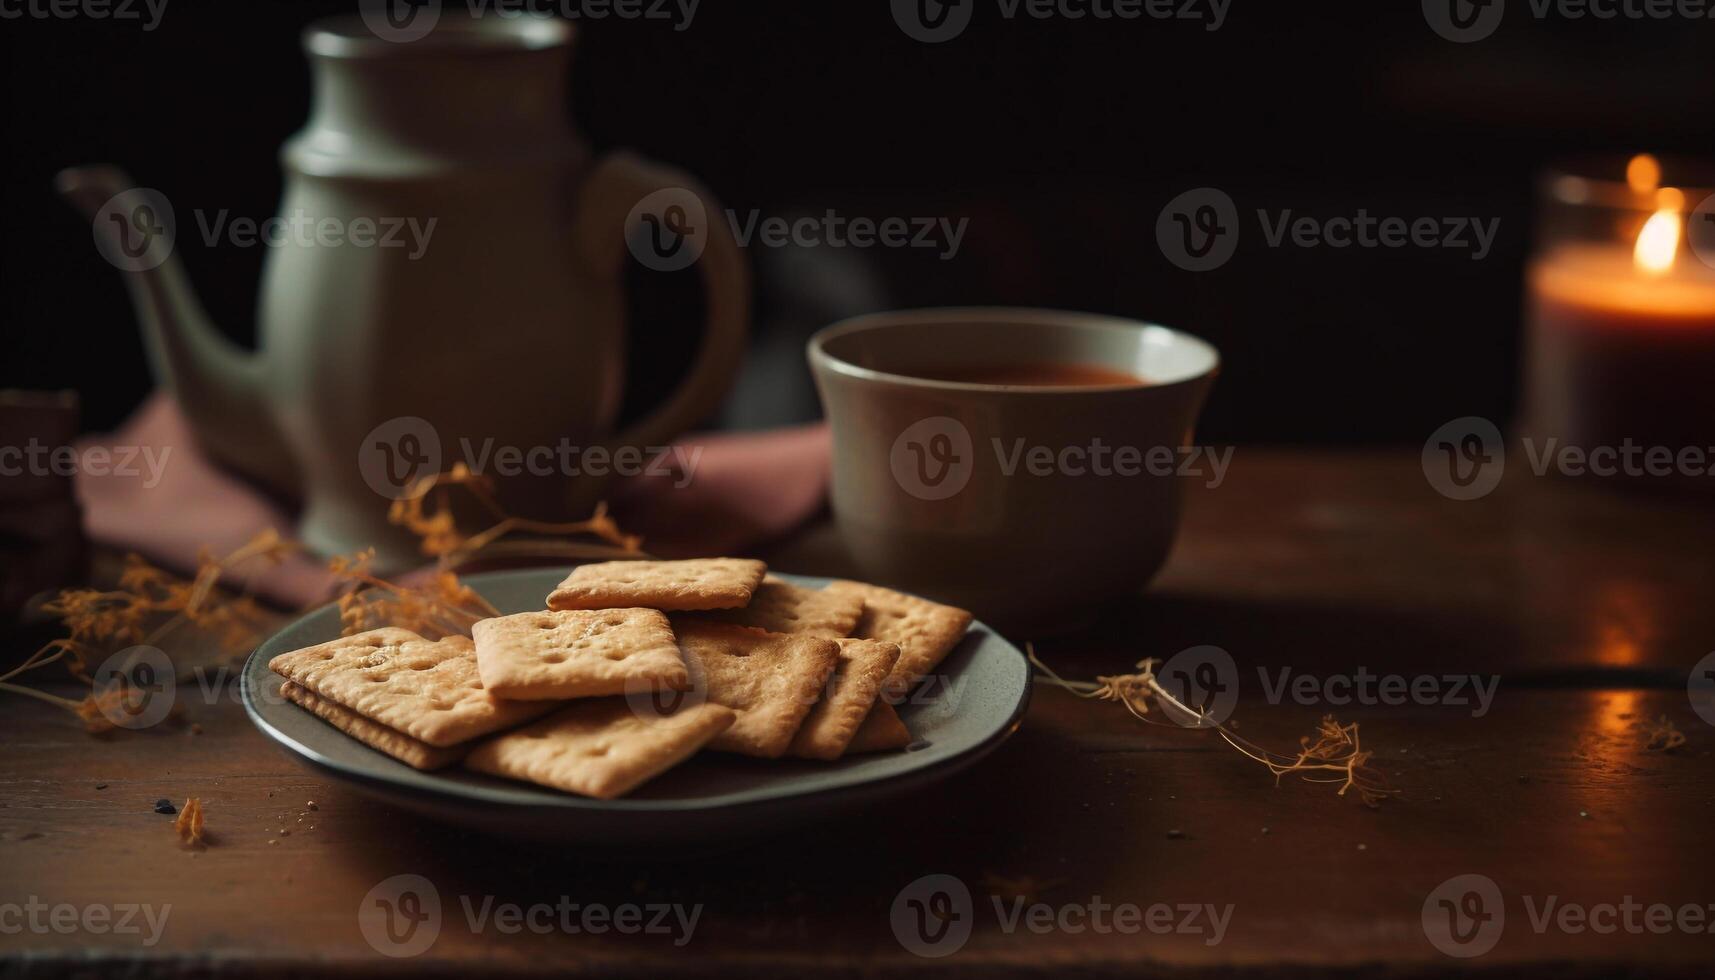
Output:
(4, 450), (1713, 977)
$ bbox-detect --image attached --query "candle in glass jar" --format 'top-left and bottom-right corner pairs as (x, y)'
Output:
(1525, 163), (1715, 476)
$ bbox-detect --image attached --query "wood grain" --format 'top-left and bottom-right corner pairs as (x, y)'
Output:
(3, 450), (1711, 978)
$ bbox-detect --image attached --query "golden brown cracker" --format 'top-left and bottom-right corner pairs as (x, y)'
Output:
(788, 638), (901, 760)
(464, 699), (736, 799)
(280, 681), (467, 771)
(693, 577), (865, 638)
(845, 702), (913, 754)
(268, 628), (553, 747)
(675, 620), (839, 758)
(824, 581), (973, 696)
(546, 558), (765, 612)
(473, 608), (687, 700)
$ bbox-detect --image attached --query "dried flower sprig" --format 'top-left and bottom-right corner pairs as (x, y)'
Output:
(389, 463), (642, 565)
(4, 530), (294, 730)
(329, 550), (501, 640)
(175, 797), (205, 846)
(1028, 647), (1395, 806)
(332, 464), (646, 638)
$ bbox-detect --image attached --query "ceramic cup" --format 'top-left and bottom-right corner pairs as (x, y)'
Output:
(808, 308), (1220, 629)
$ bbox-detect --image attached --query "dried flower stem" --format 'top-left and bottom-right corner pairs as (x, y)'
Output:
(1028, 646), (1394, 805)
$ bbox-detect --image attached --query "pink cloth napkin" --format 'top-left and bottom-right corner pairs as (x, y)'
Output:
(73, 393), (831, 608)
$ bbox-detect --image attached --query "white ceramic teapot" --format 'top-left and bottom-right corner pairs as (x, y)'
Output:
(58, 14), (748, 567)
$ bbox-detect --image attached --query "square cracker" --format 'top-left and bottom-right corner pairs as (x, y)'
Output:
(846, 702), (913, 755)
(268, 627), (554, 747)
(692, 577), (865, 638)
(788, 638), (901, 760)
(675, 620), (839, 758)
(280, 681), (467, 771)
(547, 558), (766, 612)
(473, 608), (687, 700)
(465, 699), (736, 799)
(824, 581), (973, 697)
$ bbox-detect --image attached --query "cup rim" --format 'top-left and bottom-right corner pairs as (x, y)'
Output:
(807, 307), (1221, 395)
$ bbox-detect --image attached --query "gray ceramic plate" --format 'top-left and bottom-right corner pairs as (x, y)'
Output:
(242, 569), (1030, 846)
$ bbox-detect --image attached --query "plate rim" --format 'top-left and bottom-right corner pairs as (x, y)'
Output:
(241, 567), (1031, 813)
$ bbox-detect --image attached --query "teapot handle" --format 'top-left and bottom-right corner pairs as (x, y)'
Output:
(569, 151), (749, 511)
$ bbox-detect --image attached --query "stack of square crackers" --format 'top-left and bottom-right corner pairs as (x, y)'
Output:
(269, 559), (972, 799)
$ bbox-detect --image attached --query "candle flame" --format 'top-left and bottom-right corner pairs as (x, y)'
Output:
(1633, 209), (1681, 274)
(1626, 153), (1661, 194)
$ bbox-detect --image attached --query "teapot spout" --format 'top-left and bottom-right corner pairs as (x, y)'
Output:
(57, 166), (298, 497)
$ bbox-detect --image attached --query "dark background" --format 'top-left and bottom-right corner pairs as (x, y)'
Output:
(3, 0), (1713, 443)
